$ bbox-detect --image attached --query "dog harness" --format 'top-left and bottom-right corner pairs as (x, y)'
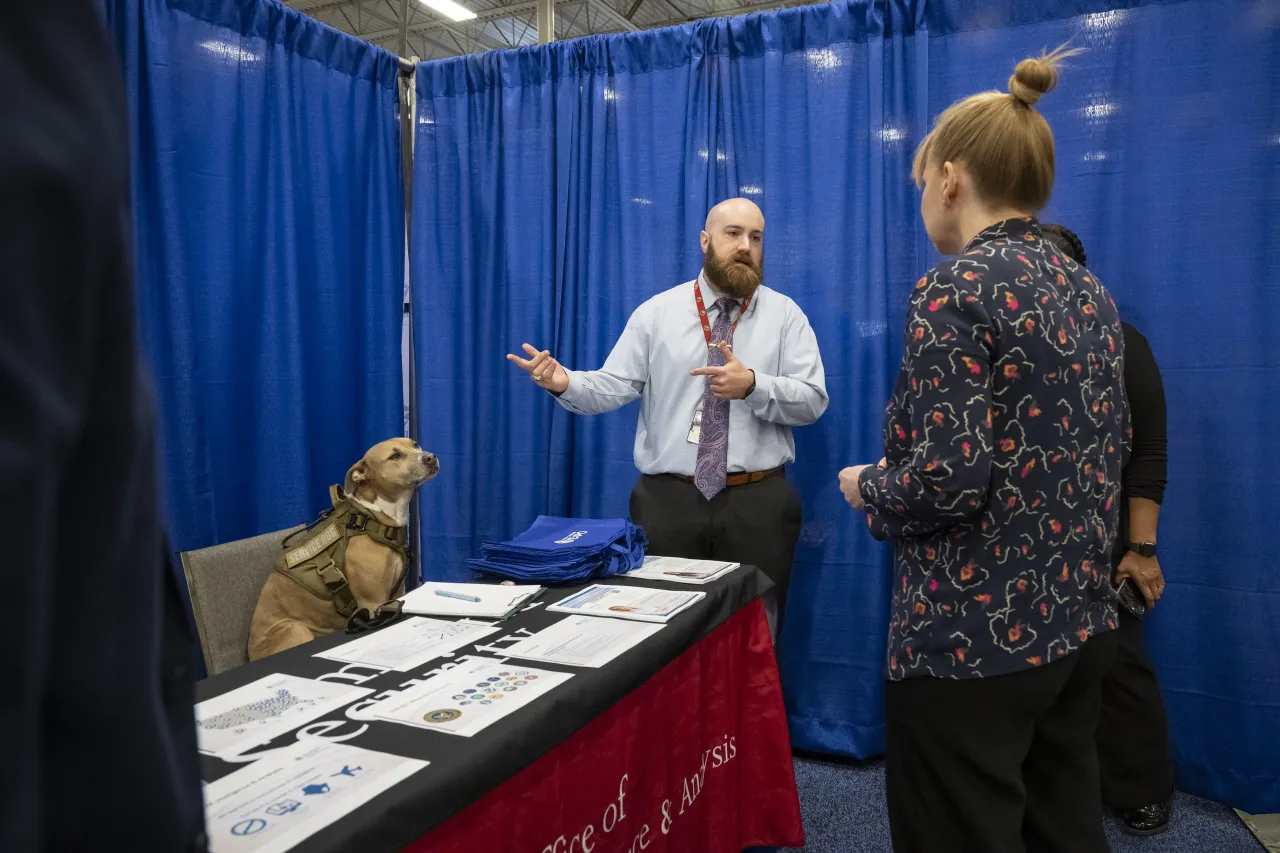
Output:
(274, 485), (410, 619)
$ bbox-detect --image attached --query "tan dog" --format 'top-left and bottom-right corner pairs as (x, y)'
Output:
(247, 438), (439, 660)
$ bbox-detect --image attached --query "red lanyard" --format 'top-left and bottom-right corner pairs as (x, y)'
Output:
(694, 282), (752, 348)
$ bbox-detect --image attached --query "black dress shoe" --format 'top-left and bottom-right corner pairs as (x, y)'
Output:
(1115, 799), (1171, 836)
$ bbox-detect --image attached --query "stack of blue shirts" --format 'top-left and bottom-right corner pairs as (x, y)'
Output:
(468, 516), (647, 583)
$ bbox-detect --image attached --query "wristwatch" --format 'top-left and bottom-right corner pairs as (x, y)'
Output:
(744, 370), (757, 399)
(1127, 541), (1157, 558)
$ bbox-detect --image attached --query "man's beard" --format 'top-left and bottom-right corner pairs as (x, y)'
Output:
(703, 245), (763, 299)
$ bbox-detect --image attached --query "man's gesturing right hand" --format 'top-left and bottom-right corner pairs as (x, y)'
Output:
(507, 343), (570, 394)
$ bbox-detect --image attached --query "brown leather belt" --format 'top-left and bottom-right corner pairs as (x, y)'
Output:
(667, 466), (784, 488)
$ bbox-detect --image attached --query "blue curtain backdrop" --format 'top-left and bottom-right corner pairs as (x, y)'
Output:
(412, 0), (1279, 811)
(104, 0), (406, 554)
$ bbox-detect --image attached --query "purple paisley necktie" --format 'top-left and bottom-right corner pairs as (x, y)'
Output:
(694, 297), (738, 500)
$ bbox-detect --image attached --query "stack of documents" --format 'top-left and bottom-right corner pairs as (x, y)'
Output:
(372, 658), (573, 737)
(502, 615), (664, 667)
(204, 742), (426, 853)
(547, 584), (705, 623)
(623, 556), (740, 585)
(195, 674), (372, 759)
(315, 617), (499, 672)
(468, 516), (647, 583)
(399, 582), (542, 619)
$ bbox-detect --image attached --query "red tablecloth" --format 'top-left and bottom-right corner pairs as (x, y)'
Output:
(408, 598), (804, 852)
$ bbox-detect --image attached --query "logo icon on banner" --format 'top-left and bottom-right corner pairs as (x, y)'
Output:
(555, 531), (588, 544)
(425, 709), (462, 723)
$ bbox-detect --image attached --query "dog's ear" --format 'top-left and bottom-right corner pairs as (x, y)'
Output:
(344, 460), (370, 494)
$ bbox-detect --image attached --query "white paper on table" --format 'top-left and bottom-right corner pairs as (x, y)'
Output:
(314, 617), (499, 672)
(372, 658), (572, 737)
(622, 556), (740, 585)
(196, 674), (373, 759)
(501, 615), (664, 667)
(546, 584), (706, 623)
(399, 582), (543, 619)
(204, 741), (426, 853)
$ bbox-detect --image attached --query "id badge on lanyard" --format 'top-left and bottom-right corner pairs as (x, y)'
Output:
(687, 401), (704, 444)
(689, 283), (752, 445)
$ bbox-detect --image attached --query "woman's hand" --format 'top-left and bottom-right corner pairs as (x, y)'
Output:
(839, 465), (873, 509)
(1116, 552), (1165, 608)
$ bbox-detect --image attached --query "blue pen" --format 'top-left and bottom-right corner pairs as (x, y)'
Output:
(434, 589), (481, 603)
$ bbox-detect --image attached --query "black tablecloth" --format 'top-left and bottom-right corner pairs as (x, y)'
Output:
(198, 568), (773, 853)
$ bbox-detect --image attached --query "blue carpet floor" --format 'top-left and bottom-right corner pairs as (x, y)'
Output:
(784, 756), (1262, 852)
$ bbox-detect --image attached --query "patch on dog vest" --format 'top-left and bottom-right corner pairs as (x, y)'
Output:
(284, 523), (342, 568)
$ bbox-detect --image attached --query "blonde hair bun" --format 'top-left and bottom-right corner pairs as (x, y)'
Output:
(911, 42), (1081, 212)
(1008, 46), (1080, 107)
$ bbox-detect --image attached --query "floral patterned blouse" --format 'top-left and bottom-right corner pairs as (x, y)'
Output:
(859, 217), (1128, 680)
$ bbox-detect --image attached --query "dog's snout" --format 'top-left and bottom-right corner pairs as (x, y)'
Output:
(412, 450), (439, 483)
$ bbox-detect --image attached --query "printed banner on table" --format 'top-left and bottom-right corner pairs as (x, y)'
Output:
(405, 600), (804, 853)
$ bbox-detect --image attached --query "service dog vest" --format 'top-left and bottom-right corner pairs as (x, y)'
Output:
(274, 485), (409, 618)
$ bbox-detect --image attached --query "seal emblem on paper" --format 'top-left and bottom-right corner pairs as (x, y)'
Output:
(424, 709), (462, 723)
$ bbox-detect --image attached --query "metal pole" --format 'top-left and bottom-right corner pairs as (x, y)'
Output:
(399, 63), (422, 585)
(537, 0), (555, 43)
(397, 0), (410, 58)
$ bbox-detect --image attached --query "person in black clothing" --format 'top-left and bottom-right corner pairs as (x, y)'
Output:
(1, 3), (206, 850)
(1041, 223), (1175, 836)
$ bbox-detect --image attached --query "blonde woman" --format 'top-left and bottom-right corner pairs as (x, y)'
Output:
(839, 49), (1127, 852)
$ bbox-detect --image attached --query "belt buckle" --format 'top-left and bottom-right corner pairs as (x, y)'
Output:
(346, 514), (369, 531)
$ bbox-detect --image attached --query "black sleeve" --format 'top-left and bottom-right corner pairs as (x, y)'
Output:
(1121, 322), (1167, 504)
(1, 3), (205, 850)
(0, 11), (101, 850)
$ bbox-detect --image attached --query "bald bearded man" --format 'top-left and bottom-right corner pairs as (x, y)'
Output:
(509, 199), (828, 635)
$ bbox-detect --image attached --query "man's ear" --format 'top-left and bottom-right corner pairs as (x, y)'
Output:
(344, 460), (370, 494)
(699, 230), (710, 253)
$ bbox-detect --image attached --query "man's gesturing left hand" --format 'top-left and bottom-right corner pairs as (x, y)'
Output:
(690, 342), (755, 400)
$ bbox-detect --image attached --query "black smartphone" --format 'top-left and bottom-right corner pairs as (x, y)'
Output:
(1115, 578), (1146, 619)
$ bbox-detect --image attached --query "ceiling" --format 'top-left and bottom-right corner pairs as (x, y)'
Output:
(284, 0), (821, 61)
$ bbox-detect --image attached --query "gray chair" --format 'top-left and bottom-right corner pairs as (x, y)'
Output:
(180, 525), (304, 676)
